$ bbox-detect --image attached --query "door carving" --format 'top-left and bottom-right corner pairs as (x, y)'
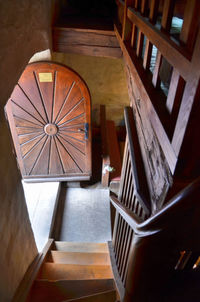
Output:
(6, 62), (91, 181)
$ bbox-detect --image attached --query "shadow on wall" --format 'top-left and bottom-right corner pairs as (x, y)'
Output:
(52, 52), (130, 126)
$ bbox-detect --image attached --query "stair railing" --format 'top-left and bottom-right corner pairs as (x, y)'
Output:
(111, 107), (200, 301)
(112, 107), (151, 287)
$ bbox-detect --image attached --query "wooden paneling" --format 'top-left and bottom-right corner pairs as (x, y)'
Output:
(53, 27), (122, 59)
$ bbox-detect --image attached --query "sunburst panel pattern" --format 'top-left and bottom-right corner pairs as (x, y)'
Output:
(7, 62), (91, 179)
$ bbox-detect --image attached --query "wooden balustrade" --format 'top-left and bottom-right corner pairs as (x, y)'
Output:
(111, 104), (200, 300)
(114, 0), (200, 178)
(112, 106), (151, 287)
(111, 173), (200, 301)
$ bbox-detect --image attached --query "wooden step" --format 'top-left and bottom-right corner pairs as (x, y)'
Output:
(29, 279), (115, 302)
(38, 263), (113, 280)
(64, 289), (116, 302)
(48, 251), (111, 265)
(54, 242), (109, 253)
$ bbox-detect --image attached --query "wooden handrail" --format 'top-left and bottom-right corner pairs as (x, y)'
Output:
(110, 194), (142, 230)
(110, 176), (200, 236)
(124, 106), (151, 215)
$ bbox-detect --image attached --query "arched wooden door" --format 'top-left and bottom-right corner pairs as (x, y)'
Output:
(5, 62), (91, 182)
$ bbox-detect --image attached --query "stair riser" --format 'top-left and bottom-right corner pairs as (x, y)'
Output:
(38, 263), (113, 280)
(48, 251), (110, 265)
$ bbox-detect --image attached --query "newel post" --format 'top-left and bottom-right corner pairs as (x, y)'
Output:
(123, 233), (165, 302)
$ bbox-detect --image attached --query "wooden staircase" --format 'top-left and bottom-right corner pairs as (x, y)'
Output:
(27, 241), (117, 302)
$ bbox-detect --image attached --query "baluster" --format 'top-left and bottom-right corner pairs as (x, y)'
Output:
(161, 0), (175, 33)
(180, 0), (200, 53)
(143, 0), (159, 70)
(118, 222), (129, 274)
(121, 228), (133, 282)
(131, 24), (138, 48)
(152, 50), (162, 88)
(141, 0), (148, 16)
(136, 30), (144, 57)
(122, 0), (133, 41)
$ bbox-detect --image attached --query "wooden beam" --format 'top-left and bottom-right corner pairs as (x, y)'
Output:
(53, 27), (122, 59)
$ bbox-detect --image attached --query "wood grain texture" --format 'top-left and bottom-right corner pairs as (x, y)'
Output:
(5, 62), (92, 181)
(180, 0), (200, 52)
(149, 0), (159, 24)
(136, 30), (144, 58)
(143, 39), (152, 70)
(53, 27), (122, 59)
(29, 279), (115, 302)
(115, 25), (176, 174)
(106, 120), (122, 181)
(49, 251), (110, 265)
(100, 105), (110, 187)
(152, 50), (162, 88)
(12, 239), (54, 302)
(38, 263), (113, 280)
(54, 242), (109, 253)
(172, 28), (200, 156)
(161, 0), (175, 32)
(124, 59), (173, 211)
(124, 107), (151, 215)
(126, 7), (191, 81)
(64, 290), (116, 302)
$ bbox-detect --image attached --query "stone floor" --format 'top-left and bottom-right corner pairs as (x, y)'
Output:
(22, 137), (112, 249)
(23, 181), (60, 251)
(58, 187), (112, 243)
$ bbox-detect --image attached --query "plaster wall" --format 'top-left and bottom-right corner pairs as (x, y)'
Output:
(0, 1), (54, 301)
(52, 52), (130, 125)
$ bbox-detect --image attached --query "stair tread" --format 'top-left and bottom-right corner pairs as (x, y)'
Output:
(38, 263), (113, 280)
(64, 289), (116, 302)
(29, 279), (115, 302)
(54, 242), (109, 253)
(49, 251), (111, 265)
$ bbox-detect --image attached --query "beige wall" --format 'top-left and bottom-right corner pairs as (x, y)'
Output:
(0, 1), (53, 301)
(52, 52), (130, 126)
